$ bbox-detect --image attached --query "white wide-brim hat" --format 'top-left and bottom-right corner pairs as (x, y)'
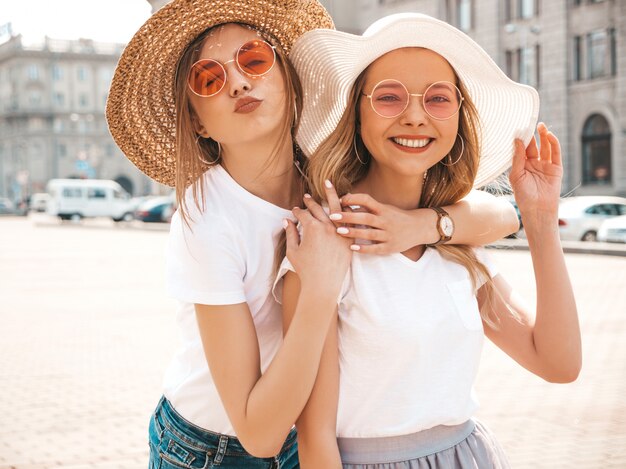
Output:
(291, 13), (540, 188)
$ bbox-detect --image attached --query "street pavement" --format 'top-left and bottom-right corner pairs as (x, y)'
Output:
(0, 215), (624, 468)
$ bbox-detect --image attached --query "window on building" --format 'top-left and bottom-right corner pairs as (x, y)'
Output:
(29, 92), (42, 108)
(519, 46), (538, 87)
(588, 30), (607, 79)
(57, 143), (67, 157)
(506, 49), (518, 81)
(609, 28), (616, 76)
(53, 93), (65, 107)
(519, 0), (537, 18)
(457, 0), (472, 32)
(77, 66), (88, 81)
(52, 64), (63, 81)
(27, 64), (39, 81)
(79, 94), (89, 108)
(582, 114), (611, 185)
(505, 0), (513, 22)
(573, 36), (582, 81)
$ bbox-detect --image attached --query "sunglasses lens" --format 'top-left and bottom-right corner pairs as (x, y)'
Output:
(237, 40), (276, 76)
(424, 82), (462, 119)
(370, 80), (409, 117)
(188, 60), (225, 96)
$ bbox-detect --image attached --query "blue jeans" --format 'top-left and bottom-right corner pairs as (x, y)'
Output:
(148, 396), (299, 468)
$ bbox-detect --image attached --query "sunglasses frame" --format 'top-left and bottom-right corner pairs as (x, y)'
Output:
(362, 79), (464, 120)
(187, 39), (277, 98)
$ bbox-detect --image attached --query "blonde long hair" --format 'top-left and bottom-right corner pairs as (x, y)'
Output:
(173, 24), (304, 226)
(308, 67), (501, 328)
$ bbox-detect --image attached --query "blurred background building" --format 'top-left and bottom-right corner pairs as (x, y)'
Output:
(1, 0), (624, 202)
(0, 32), (156, 201)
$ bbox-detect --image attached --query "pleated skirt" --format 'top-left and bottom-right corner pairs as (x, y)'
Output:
(339, 420), (510, 469)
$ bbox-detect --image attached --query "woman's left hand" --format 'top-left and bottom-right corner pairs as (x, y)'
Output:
(325, 191), (421, 255)
(509, 122), (563, 219)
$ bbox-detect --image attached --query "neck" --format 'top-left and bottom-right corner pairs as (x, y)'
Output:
(356, 162), (425, 210)
(219, 134), (301, 210)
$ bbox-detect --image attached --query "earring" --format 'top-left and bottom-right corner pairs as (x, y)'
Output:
(353, 134), (366, 165)
(440, 134), (465, 167)
(196, 136), (221, 165)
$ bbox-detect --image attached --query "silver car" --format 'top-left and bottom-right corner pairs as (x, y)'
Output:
(558, 196), (626, 242)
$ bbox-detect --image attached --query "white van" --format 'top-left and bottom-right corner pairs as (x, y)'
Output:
(46, 179), (135, 222)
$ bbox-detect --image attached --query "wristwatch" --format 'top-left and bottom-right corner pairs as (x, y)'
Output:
(427, 207), (454, 246)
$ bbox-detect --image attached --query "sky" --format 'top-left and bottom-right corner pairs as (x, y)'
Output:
(0, 0), (152, 45)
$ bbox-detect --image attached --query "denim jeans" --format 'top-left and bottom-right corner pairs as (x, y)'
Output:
(148, 396), (299, 469)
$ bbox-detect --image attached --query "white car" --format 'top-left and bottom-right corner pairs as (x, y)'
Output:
(558, 196), (626, 242)
(29, 193), (51, 212)
(597, 215), (626, 243)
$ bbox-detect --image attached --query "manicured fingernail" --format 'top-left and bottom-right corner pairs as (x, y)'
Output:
(282, 219), (289, 229)
(329, 213), (342, 221)
(292, 207), (299, 211)
(325, 179), (333, 189)
(304, 193), (311, 199)
(350, 244), (361, 251)
(337, 227), (349, 235)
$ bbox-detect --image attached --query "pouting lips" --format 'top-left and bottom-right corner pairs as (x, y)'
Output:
(391, 137), (433, 148)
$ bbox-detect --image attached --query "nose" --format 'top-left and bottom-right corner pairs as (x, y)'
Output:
(224, 61), (252, 97)
(398, 95), (428, 127)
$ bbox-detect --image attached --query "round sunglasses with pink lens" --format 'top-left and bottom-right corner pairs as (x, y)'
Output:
(363, 79), (463, 120)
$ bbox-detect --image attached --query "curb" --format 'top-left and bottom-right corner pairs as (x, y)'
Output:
(488, 238), (626, 257)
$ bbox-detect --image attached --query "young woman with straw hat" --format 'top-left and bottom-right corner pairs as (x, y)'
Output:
(276, 13), (582, 468)
(107, 1), (521, 467)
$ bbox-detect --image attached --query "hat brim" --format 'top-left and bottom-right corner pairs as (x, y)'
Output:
(291, 13), (539, 188)
(106, 0), (334, 187)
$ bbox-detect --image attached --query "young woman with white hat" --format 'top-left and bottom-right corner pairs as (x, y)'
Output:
(277, 13), (582, 468)
(107, 1), (523, 466)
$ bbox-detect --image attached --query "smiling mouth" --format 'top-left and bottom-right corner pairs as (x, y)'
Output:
(391, 137), (433, 148)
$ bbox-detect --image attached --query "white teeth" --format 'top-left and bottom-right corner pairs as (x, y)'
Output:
(392, 137), (431, 148)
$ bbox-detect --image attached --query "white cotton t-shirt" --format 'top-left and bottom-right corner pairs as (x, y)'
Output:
(164, 164), (293, 436)
(274, 247), (497, 438)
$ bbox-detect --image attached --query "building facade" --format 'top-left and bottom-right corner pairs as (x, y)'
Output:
(0, 35), (155, 202)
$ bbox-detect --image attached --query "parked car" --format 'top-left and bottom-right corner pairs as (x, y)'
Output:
(597, 215), (626, 243)
(29, 193), (51, 212)
(134, 196), (175, 223)
(46, 179), (135, 222)
(0, 197), (15, 215)
(558, 196), (626, 242)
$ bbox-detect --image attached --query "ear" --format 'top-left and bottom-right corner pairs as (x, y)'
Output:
(191, 112), (211, 138)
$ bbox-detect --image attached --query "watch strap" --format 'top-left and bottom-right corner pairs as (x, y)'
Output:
(426, 206), (452, 247)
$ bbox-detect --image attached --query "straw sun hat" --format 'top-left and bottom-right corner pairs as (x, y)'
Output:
(106, 0), (334, 187)
(291, 13), (540, 188)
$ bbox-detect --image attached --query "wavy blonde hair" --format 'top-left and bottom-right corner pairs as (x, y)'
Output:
(307, 65), (502, 328)
(173, 24), (304, 227)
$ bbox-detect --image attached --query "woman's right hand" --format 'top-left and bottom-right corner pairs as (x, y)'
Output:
(284, 181), (352, 295)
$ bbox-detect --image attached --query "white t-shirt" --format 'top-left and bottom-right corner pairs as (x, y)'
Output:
(274, 247), (497, 438)
(164, 164), (293, 436)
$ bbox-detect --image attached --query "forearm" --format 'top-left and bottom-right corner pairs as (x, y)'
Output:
(239, 289), (338, 456)
(525, 213), (581, 382)
(412, 190), (519, 246)
(296, 315), (342, 469)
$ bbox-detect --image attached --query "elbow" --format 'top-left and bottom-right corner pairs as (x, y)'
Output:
(503, 204), (521, 236)
(238, 434), (285, 459)
(542, 361), (582, 384)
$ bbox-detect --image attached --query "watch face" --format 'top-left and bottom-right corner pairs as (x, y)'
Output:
(441, 216), (454, 237)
